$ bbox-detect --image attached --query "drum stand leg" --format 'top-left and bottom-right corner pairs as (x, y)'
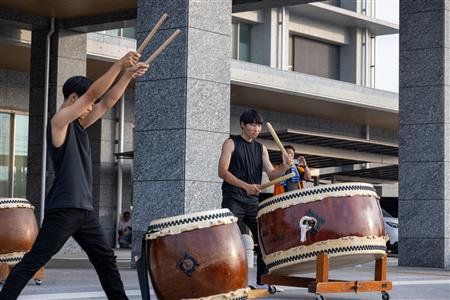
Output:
(247, 288), (269, 299)
(260, 253), (392, 300)
(0, 263), (44, 285)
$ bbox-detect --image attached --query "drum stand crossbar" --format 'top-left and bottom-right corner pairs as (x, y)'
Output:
(260, 253), (392, 300)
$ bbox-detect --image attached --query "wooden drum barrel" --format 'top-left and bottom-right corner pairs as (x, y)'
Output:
(257, 183), (388, 275)
(146, 209), (249, 300)
(0, 198), (39, 266)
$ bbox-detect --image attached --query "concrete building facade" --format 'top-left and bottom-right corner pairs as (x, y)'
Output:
(0, 0), (447, 268)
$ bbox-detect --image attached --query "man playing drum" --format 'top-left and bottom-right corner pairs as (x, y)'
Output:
(218, 109), (292, 293)
(0, 52), (148, 300)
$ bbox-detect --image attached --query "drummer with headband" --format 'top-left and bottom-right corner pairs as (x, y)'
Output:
(218, 109), (292, 293)
(273, 145), (311, 195)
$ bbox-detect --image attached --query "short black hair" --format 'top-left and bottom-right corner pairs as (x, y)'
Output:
(240, 109), (263, 126)
(62, 76), (92, 99)
(284, 145), (296, 153)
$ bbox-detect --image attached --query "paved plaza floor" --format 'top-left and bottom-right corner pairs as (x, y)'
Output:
(4, 256), (449, 300)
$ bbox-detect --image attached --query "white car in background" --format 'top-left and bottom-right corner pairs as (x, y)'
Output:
(382, 208), (398, 253)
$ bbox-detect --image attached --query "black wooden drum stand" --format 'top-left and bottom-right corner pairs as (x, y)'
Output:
(260, 253), (392, 300)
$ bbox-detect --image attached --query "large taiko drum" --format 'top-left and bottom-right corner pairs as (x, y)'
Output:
(146, 209), (249, 300)
(0, 198), (39, 266)
(257, 183), (388, 275)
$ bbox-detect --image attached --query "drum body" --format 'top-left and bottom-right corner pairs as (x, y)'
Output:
(146, 209), (248, 300)
(0, 198), (39, 265)
(257, 183), (387, 275)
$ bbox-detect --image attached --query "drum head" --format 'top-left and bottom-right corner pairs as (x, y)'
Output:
(0, 198), (34, 210)
(146, 209), (237, 239)
(258, 182), (378, 218)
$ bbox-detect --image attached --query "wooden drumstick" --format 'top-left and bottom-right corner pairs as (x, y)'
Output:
(136, 13), (168, 54)
(260, 172), (295, 190)
(266, 122), (293, 166)
(144, 29), (181, 64)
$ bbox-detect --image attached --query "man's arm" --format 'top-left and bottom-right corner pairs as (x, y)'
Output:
(262, 145), (291, 180)
(79, 62), (149, 129)
(51, 51), (140, 147)
(218, 139), (261, 195)
(299, 156), (312, 180)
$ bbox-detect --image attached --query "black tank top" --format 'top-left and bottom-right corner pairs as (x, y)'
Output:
(45, 120), (93, 211)
(222, 135), (263, 205)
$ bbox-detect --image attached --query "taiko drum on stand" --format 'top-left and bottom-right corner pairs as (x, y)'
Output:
(146, 209), (249, 300)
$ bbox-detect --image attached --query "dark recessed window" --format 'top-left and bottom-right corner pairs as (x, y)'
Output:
(289, 35), (340, 80)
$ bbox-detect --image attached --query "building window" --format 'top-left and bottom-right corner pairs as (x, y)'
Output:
(102, 27), (136, 39)
(232, 22), (251, 62)
(323, 0), (341, 7)
(0, 112), (28, 198)
(289, 35), (340, 80)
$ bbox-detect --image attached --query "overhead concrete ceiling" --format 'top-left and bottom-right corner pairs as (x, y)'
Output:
(0, 0), (136, 19)
(231, 84), (399, 130)
(233, 0), (320, 12)
(259, 129), (398, 156)
(0, 42), (30, 73)
(289, 2), (398, 36)
(0, 0), (323, 19)
(0, 41), (131, 86)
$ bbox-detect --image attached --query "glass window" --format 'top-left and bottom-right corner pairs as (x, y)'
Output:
(382, 208), (393, 218)
(13, 115), (28, 197)
(0, 113), (28, 198)
(288, 35), (294, 71)
(323, 0), (341, 7)
(232, 22), (238, 59)
(98, 27), (136, 39)
(0, 113), (11, 197)
(231, 22), (252, 62)
(122, 27), (136, 39)
(105, 29), (120, 36)
(239, 23), (251, 62)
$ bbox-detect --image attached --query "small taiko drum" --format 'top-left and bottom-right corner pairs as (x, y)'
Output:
(146, 209), (249, 300)
(257, 183), (388, 275)
(0, 198), (39, 266)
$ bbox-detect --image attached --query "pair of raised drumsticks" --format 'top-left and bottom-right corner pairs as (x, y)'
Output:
(136, 13), (181, 64)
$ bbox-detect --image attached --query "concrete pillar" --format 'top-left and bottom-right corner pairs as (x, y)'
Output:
(399, 1), (450, 268)
(27, 28), (87, 254)
(87, 114), (117, 246)
(88, 90), (134, 246)
(133, 0), (231, 255)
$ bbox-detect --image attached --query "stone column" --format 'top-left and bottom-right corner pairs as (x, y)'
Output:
(399, 1), (450, 268)
(133, 0), (231, 255)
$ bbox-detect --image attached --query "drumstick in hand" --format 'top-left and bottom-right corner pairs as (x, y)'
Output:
(266, 122), (294, 166)
(144, 29), (181, 64)
(137, 13), (168, 54)
(260, 172), (295, 190)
